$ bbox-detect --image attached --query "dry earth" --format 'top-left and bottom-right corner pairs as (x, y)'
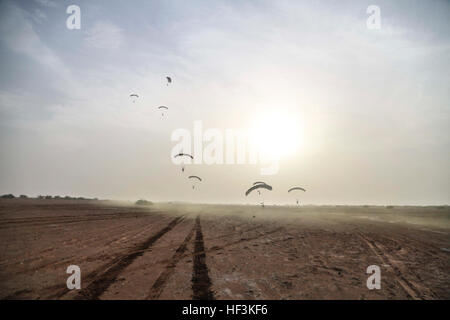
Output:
(0, 199), (448, 299)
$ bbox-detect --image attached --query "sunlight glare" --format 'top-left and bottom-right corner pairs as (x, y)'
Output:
(250, 112), (301, 159)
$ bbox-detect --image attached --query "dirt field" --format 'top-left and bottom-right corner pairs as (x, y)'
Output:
(0, 199), (448, 300)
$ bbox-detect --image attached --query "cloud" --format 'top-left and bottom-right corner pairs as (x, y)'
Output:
(85, 21), (124, 49)
(32, 8), (47, 24)
(34, 0), (57, 8)
(0, 1), (68, 74)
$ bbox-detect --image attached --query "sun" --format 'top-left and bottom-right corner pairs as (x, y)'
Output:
(249, 112), (301, 160)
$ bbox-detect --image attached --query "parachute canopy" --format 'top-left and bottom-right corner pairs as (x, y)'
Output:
(245, 183), (272, 196)
(288, 187), (306, 193)
(174, 152), (193, 159)
(188, 175), (202, 181)
(158, 106), (168, 110)
(253, 181), (266, 185)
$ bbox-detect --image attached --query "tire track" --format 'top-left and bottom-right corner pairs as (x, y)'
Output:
(8, 221), (161, 277)
(73, 227), (284, 275)
(192, 216), (214, 300)
(0, 213), (150, 229)
(0, 212), (129, 224)
(147, 223), (196, 299)
(203, 224), (265, 242)
(357, 232), (423, 300)
(374, 236), (438, 299)
(0, 214), (157, 267)
(153, 226), (284, 265)
(73, 216), (184, 300)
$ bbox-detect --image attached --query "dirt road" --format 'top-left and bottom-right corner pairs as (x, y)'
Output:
(0, 199), (448, 299)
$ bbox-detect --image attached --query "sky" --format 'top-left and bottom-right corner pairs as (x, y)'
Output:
(0, 0), (449, 205)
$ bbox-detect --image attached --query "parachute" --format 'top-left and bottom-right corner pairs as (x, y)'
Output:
(188, 175), (202, 189)
(166, 76), (172, 86)
(245, 183), (272, 196)
(130, 93), (139, 103)
(174, 152), (193, 172)
(288, 187), (306, 206)
(288, 187), (306, 193)
(158, 106), (168, 117)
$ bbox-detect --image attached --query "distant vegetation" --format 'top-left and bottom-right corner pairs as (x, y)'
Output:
(386, 205), (395, 209)
(1, 194), (98, 201)
(135, 199), (153, 206)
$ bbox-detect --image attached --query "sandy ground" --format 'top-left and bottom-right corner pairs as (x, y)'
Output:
(0, 199), (448, 300)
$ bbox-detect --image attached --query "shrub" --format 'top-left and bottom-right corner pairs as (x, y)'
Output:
(135, 199), (153, 206)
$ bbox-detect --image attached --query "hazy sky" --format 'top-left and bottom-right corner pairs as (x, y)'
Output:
(0, 0), (449, 205)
